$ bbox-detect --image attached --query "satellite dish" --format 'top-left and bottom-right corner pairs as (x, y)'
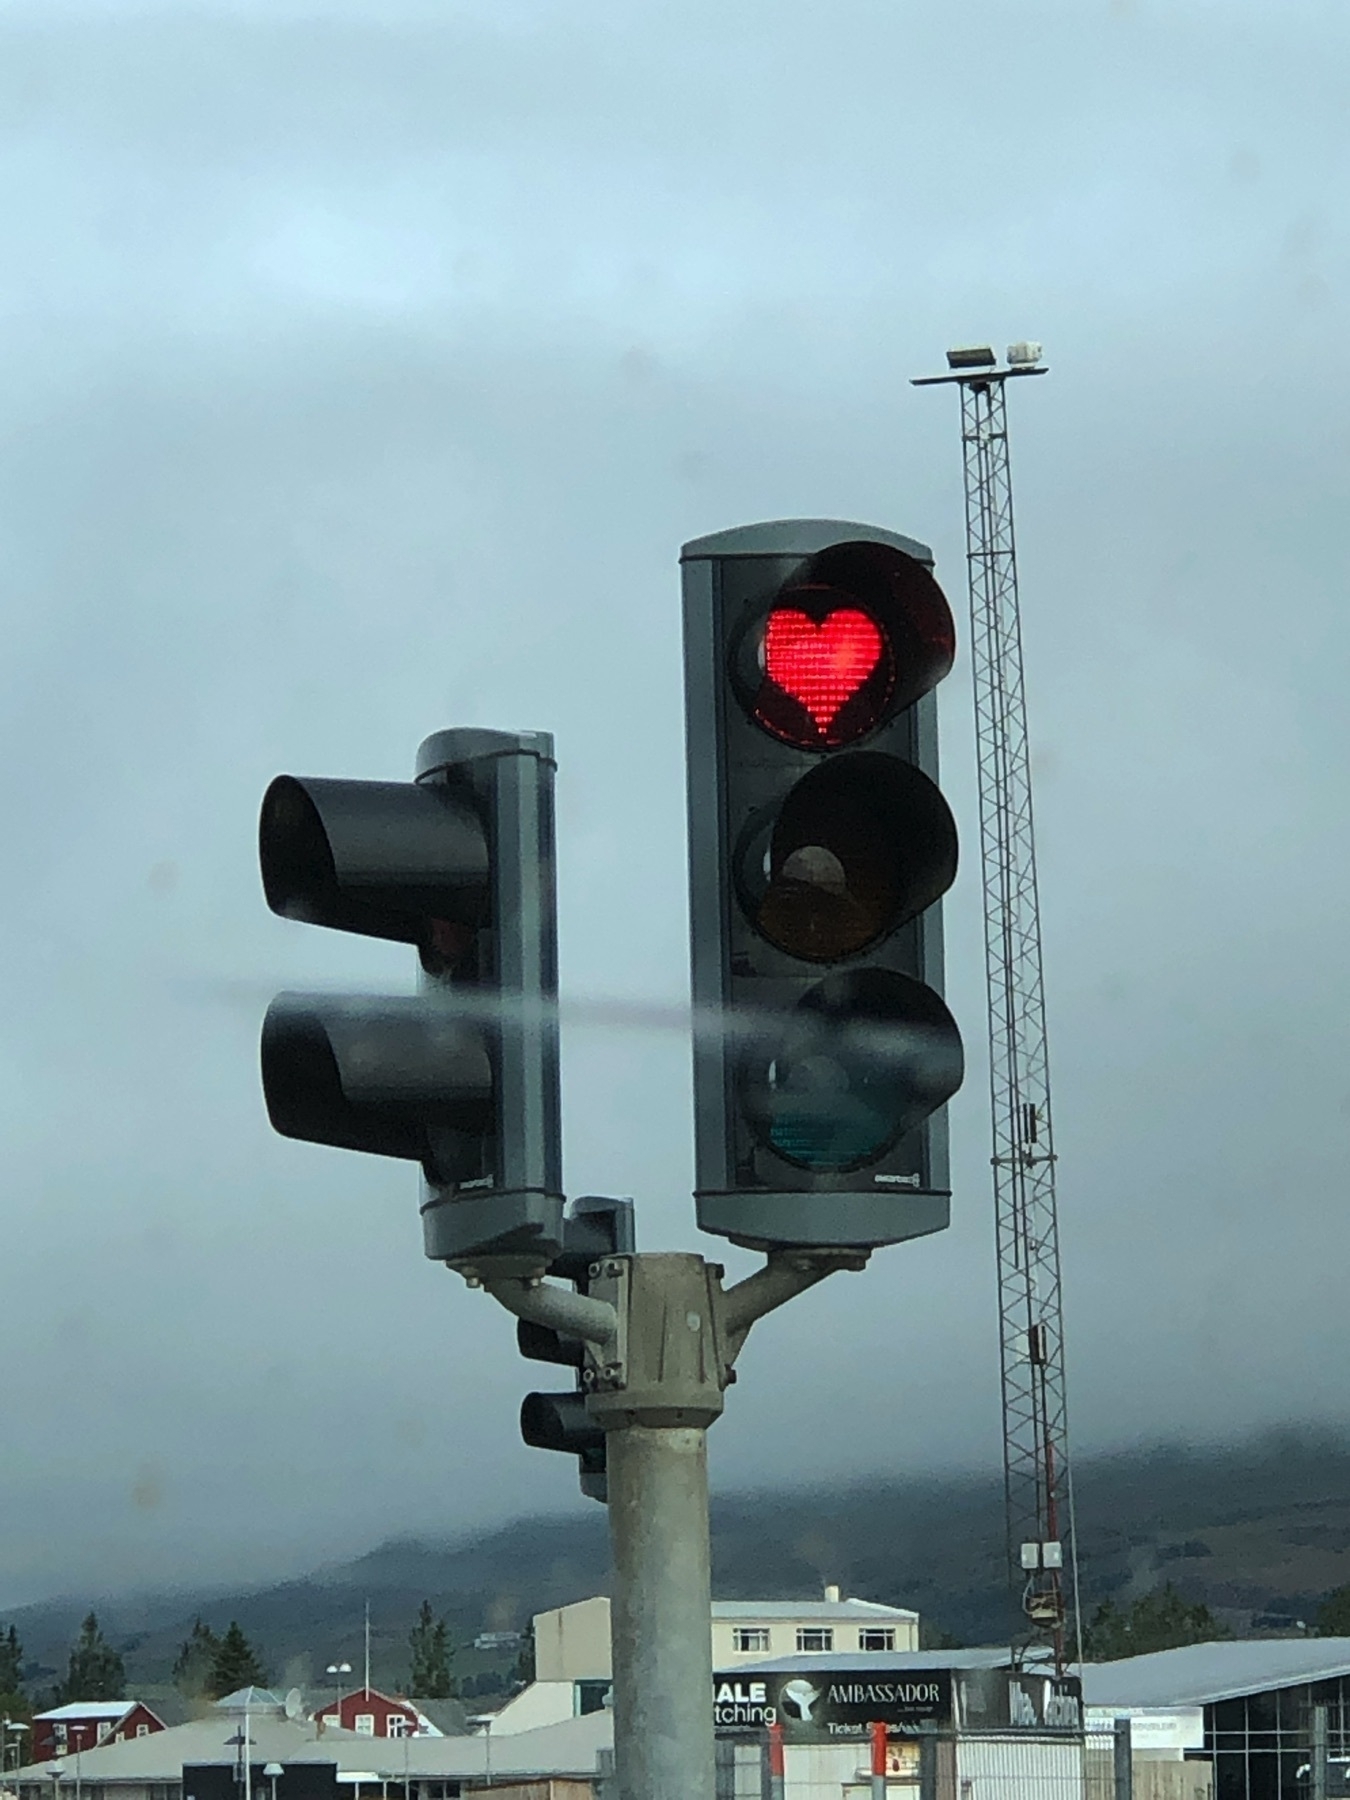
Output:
(284, 1690), (304, 1722)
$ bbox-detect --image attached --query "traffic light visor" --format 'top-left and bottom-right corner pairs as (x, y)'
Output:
(519, 1391), (605, 1457)
(260, 775), (488, 948)
(261, 994), (492, 1177)
(730, 541), (955, 750)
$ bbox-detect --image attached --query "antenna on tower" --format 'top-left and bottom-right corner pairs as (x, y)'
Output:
(913, 342), (1082, 1671)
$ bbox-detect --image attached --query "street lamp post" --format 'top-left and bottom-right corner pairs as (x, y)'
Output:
(2, 1721), (30, 1775)
(263, 1759), (283, 1800)
(225, 1719), (254, 1800)
(324, 1664), (352, 1729)
(68, 1724), (86, 1800)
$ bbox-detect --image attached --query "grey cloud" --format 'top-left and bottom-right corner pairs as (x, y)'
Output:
(0, 0), (1347, 1605)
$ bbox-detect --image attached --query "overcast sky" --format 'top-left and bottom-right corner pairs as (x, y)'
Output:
(1, 0), (1348, 1608)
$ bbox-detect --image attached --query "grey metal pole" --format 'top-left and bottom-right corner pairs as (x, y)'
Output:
(1113, 1716), (1133, 1800)
(608, 1423), (715, 1800)
(919, 1732), (938, 1800)
(483, 1249), (862, 1800)
(1313, 1703), (1328, 1800)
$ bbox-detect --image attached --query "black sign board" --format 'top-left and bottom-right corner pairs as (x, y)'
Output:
(713, 1669), (952, 1743)
(183, 1764), (338, 1800)
(956, 1669), (1082, 1733)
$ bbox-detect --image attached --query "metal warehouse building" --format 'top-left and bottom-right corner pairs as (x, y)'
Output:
(1085, 1637), (1350, 1800)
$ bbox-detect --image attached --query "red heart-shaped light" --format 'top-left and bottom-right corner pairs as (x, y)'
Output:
(764, 607), (884, 730)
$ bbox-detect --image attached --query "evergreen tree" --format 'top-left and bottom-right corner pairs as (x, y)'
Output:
(1317, 1585), (1350, 1636)
(407, 1602), (454, 1699)
(919, 1619), (963, 1652)
(0, 1625), (23, 1696)
(58, 1614), (125, 1703)
(206, 1623), (268, 1700)
(0, 1622), (29, 1734)
(172, 1619), (220, 1697)
(1081, 1583), (1229, 1660)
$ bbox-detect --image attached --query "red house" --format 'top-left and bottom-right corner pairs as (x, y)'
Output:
(31, 1703), (166, 1764)
(313, 1689), (429, 1739)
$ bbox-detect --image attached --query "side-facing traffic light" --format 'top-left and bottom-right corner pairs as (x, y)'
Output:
(259, 728), (564, 1273)
(681, 521), (964, 1250)
(517, 1195), (636, 1503)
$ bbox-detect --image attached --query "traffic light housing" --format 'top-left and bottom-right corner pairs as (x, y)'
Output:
(259, 728), (564, 1273)
(518, 1196), (635, 1503)
(681, 520), (964, 1250)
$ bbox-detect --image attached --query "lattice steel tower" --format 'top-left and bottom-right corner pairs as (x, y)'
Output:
(913, 345), (1079, 1667)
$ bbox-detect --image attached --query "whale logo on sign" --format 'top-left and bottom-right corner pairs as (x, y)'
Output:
(781, 1679), (822, 1723)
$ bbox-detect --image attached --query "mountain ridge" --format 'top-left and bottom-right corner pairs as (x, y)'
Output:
(8, 1428), (1350, 1694)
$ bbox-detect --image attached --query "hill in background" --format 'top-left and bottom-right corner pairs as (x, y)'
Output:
(9, 1428), (1350, 1696)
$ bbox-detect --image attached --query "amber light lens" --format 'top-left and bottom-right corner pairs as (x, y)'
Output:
(734, 755), (958, 963)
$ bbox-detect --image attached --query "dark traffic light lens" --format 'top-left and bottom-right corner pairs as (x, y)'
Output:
(739, 969), (963, 1172)
(729, 541), (955, 750)
(735, 754), (957, 961)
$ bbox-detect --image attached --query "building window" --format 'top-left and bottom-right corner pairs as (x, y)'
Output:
(322, 1714), (339, 1729)
(354, 1715), (376, 1736)
(732, 1629), (771, 1654)
(387, 1715), (411, 1738)
(859, 1629), (895, 1652)
(136, 1725), (150, 1739)
(576, 1681), (612, 1717)
(796, 1629), (834, 1653)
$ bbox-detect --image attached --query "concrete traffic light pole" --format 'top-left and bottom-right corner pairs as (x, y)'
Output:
(481, 1248), (866, 1800)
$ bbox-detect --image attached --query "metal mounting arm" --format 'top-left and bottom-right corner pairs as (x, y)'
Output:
(483, 1276), (618, 1351)
(720, 1248), (869, 1361)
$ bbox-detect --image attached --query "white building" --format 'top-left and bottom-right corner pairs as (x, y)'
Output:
(712, 1591), (919, 1668)
(478, 1588), (918, 1741)
(532, 1588), (918, 1686)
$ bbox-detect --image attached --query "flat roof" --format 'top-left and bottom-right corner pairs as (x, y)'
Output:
(714, 1599), (919, 1623)
(35, 1704), (136, 1722)
(727, 1648), (1014, 1676)
(1083, 1639), (1350, 1709)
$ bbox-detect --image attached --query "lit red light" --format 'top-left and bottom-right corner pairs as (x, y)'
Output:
(763, 606), (884, 735)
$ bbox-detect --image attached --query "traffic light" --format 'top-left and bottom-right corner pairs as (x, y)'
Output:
(258, 728), (565, 1273)
(681, 520), (964, 1250)
(518, 1196), (635, 1503)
